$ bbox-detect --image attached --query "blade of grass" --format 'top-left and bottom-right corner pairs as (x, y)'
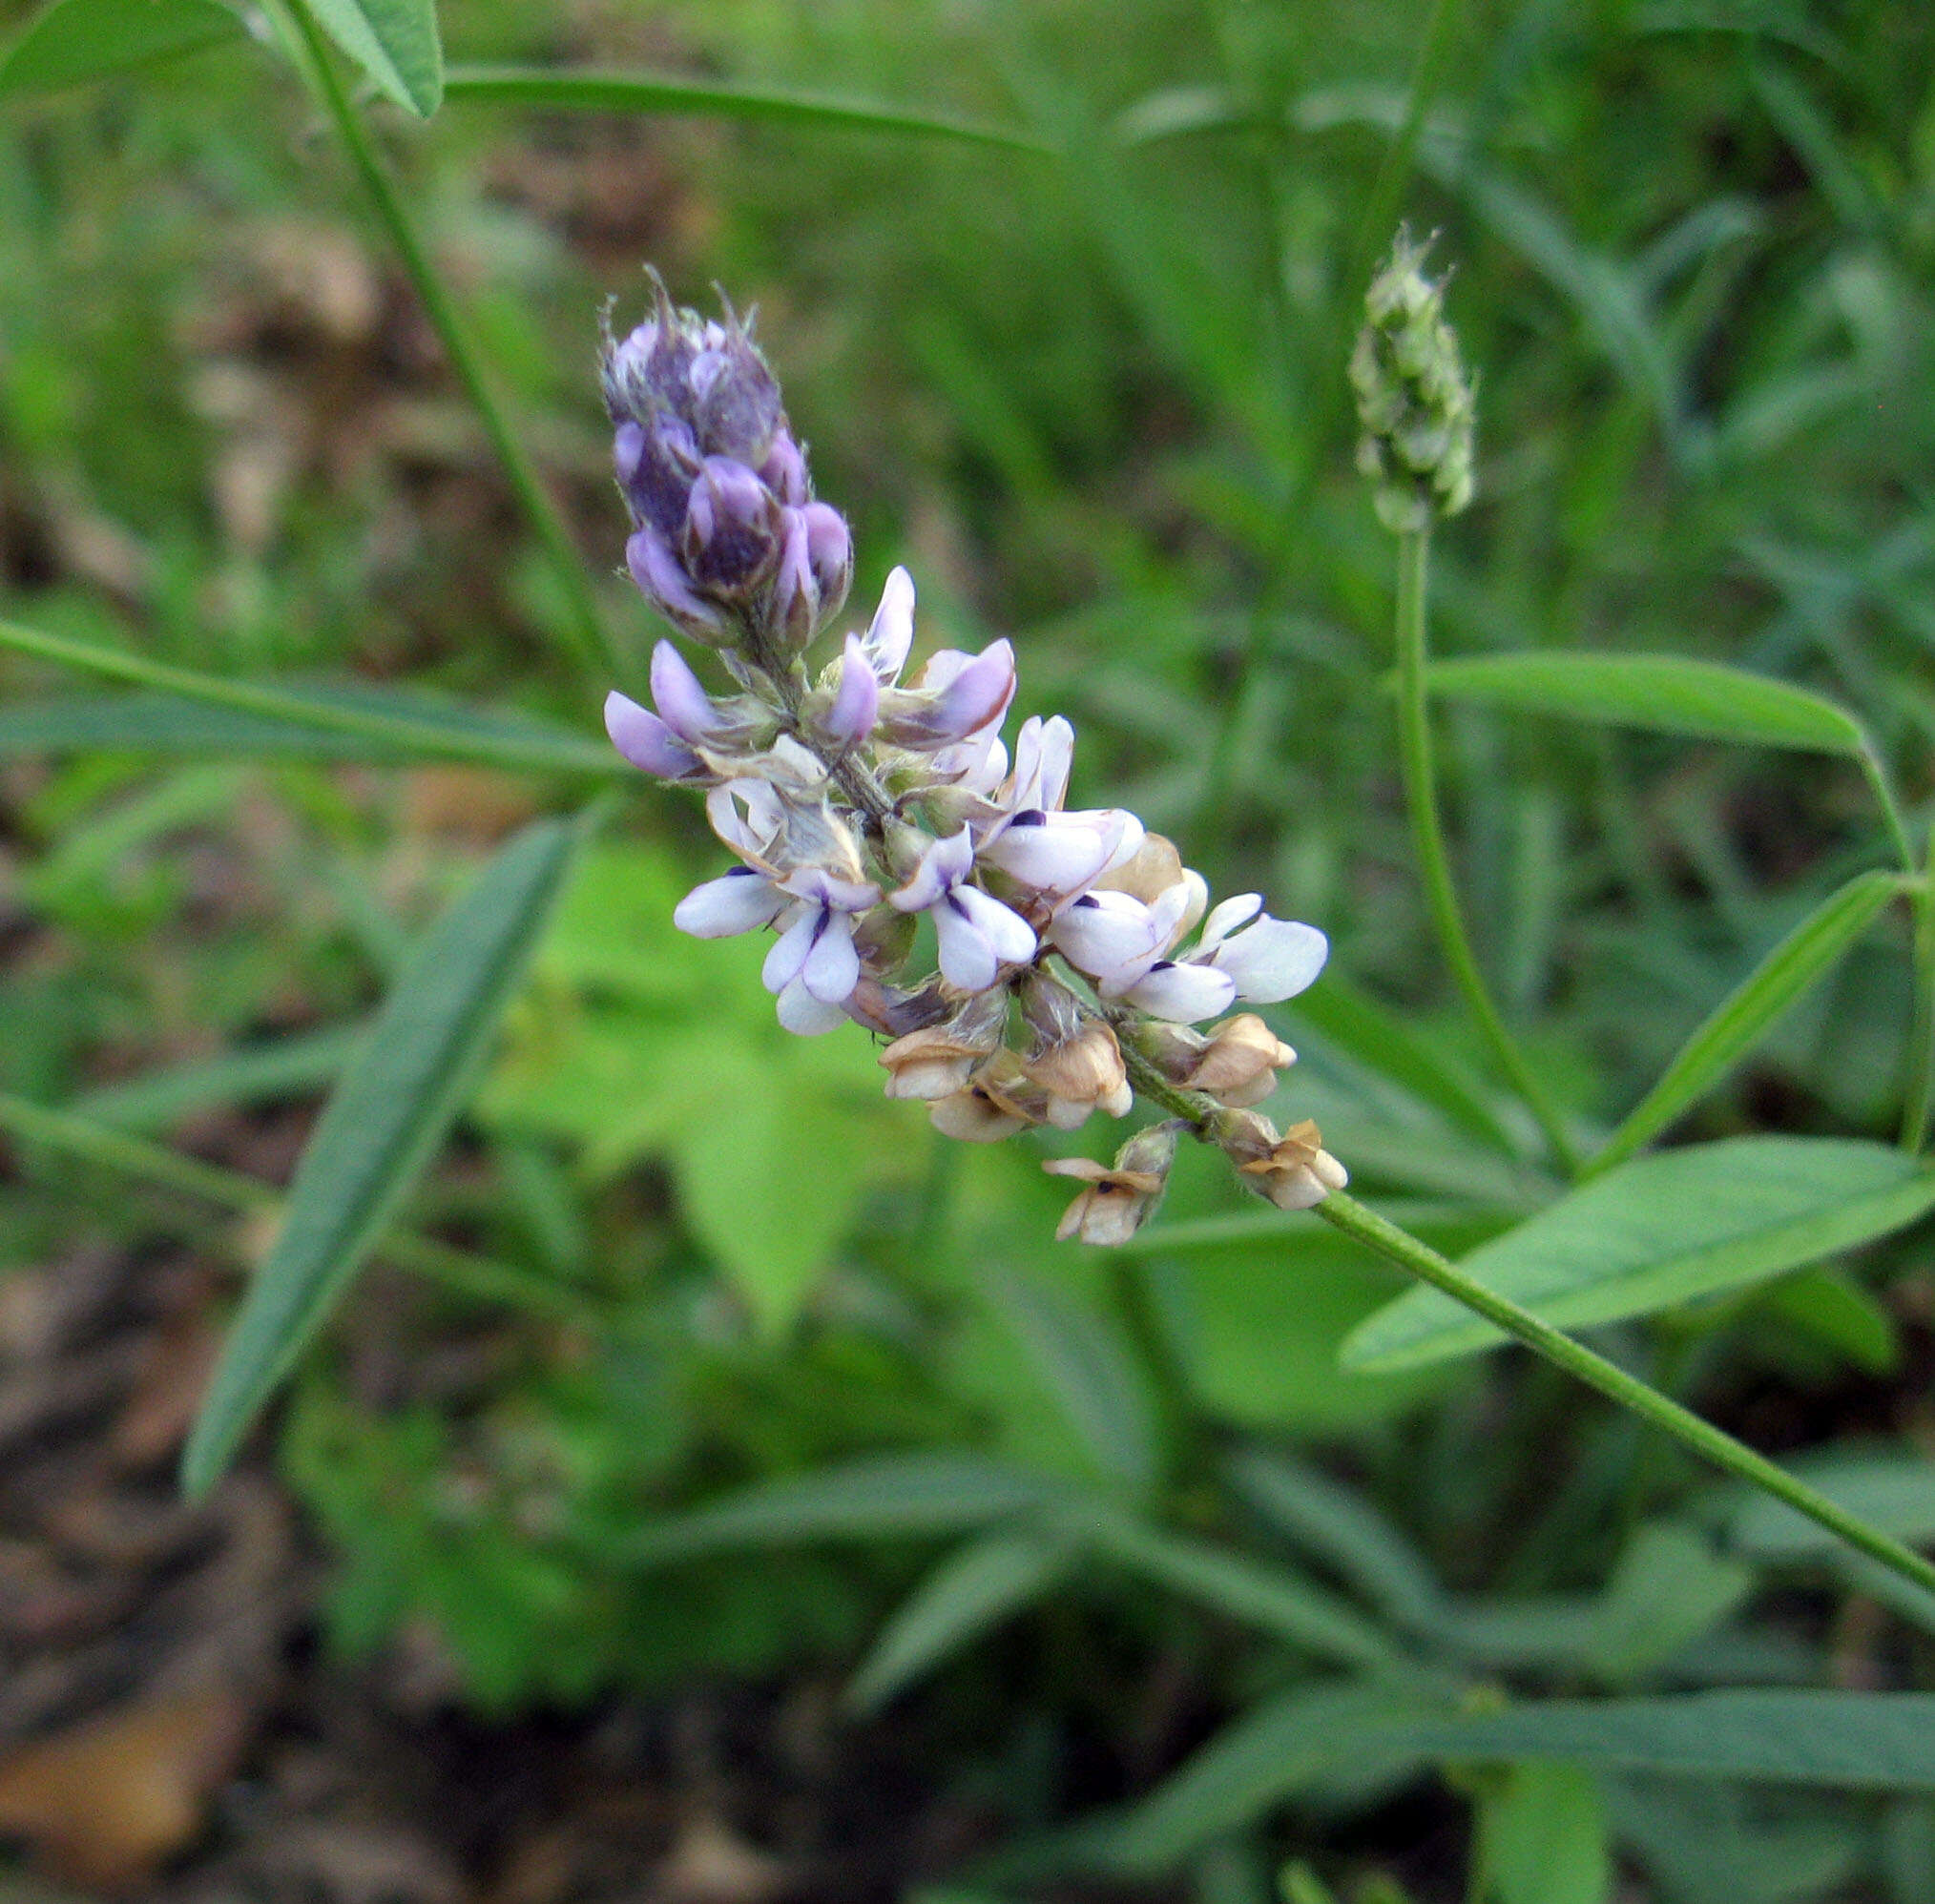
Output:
(441, 64), (1055, 154)
(1905, 819), (1935, 1152)
(0, 1090), (586, 1319)
(281, 0), (627, 688)
(0, 621), (621, 776)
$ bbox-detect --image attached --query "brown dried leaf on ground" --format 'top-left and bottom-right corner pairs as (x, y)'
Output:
(0, 1686), (253, 1888)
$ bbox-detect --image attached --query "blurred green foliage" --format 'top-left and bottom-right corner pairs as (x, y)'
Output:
(1, 0), (1934, 1894)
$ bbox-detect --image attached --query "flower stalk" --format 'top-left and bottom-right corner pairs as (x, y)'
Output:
(1394, 527), (1581, 1175)
(1312, 1187), (1935, 1599)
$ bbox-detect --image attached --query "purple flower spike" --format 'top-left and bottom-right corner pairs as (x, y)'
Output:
(605, 690), (703, 781)
(649, 639), (720, 743)
(603, 278), (839, 654)
(823, 632), (880, 751)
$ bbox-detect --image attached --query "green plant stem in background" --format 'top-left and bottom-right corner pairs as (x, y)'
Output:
(1905, 818), (1935, 1152)
(284, 0), (630, 691)
(1394, 527), (1581, 1175)
(1313, 1188), (1935, 1597)
(0, 619), (621, 777)
(441, 65), (1056, 154)
(1858, 748), (1917, 880)
(0, 1091), (593, 1321)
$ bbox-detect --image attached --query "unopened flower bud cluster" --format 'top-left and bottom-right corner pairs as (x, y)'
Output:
(600, 281), (1345, 1242)
(1349, 230), (1476, 532)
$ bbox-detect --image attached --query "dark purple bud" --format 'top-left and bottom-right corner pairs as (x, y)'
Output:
(614, 420), (646, 492)
(686, 333), (783, 467)
(627, 527), (725, 642)
(616, 412), (701, 541)
(770, 508), (816, 651)
(683, 457), (779, 590)
(760, 429), (808, 507)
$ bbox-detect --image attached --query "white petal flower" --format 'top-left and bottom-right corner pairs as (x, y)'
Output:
(1208, 916), (1328, 1003)
(1048, 890), (1166, 985)
(860, 565), (916, 684)
(976, 808), (1129, 896)
(761, 901), (865, 1033)
(1122, 961), (1238, 1023)
(673, 868), (788, 937)
(937, 885), (1035, 988)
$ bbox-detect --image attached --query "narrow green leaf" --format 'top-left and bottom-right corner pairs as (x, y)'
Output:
(846, 1530), (1072, 1713)
(441, 64), (1052, 153)
(181, 816), (579, 1497)
(1226, 1449), (1446, 1628)
(1424, 653), (1868, 755)
(1581, 1523), (1751, 1683)
(1482, 1763), (1612, 1904)
(618, 1456), (1060, 1565)
(0, 625), (619, 776)
(1095, 1682), (1452, 1871)
(1593, 871), (1910, 1170)
(1719, 1452), (1935, 1563)
(73, 1023), (366, 1131)
(1342, 1137), (1935, 1372)
(1762, 1267), (1900, 1374)
(986, 1271), (1161, 1491)
(1408, 1692), (1935, 1788)
(0, 0), (244, 97)
(304, 0), (441, 116)
(1059, 1500), (1398, 1669)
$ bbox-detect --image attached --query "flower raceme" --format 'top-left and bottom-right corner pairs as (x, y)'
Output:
(599, 280), (1344, 1240)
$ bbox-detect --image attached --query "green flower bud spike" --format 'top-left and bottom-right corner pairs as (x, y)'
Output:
(1349, 228), (1477, 532)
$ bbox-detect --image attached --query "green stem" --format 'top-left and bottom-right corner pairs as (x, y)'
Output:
(0, 1090), (593, 1321)
(286, 0), (628, 690)
(1314, 1187), (1935, 1598)
(1394, 527), (1581, 1175)
(0, 618), (621, 778)
(1859, 745), (1917, 880)
(1904, 818), (1935, 1152)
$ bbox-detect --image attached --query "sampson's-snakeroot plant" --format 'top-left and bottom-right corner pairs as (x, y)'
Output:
(598, 274), (1341, 1245)
(583, 259), (1935, 1601)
